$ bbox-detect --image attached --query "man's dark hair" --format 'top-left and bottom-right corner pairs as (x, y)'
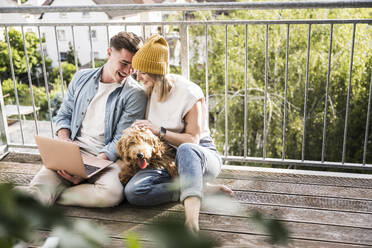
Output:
(110, 32), (142, 54)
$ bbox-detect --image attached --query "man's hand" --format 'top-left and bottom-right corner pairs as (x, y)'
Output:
(57, 170), (84, 184)
(97, 153), (109, 160)
(57, 128), (73, 142)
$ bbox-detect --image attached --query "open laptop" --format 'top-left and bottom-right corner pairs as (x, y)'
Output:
(35, 135), (115, 179)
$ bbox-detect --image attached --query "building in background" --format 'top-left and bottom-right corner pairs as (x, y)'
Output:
(0, 0), (182, 68)
(39, 0), (163, 67)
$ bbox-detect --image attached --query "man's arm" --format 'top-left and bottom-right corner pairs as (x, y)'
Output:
(100, 89), (147, 161)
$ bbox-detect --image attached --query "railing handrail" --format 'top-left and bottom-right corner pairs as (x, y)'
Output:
(0, 1), (371, 14)
(0, 19), (371, 26)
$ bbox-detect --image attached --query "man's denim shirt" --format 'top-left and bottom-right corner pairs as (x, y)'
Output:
(55, 67), (147, 161)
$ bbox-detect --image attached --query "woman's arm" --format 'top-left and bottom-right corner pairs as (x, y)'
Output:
(134, 99), (203, 147)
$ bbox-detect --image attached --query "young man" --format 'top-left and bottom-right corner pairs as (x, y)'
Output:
(16, 32), (147, 207)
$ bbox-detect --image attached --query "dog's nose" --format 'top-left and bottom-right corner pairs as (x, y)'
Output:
(137, 153), (144, 159)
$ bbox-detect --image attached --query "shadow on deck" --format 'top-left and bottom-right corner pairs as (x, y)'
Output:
(0, 152), (371, 247)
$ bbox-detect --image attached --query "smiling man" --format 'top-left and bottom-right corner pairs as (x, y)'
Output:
(17, 32), (147, 207)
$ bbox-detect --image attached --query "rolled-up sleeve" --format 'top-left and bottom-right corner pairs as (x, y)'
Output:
(100, 89), (147, 161)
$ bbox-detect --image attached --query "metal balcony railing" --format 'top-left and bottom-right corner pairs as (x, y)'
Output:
(0, 1), (371, 170)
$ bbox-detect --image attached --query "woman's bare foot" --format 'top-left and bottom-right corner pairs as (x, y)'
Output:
(204, 182), (234, 197)
(185, 219), (199, 235)
(184, 196), (201, 235)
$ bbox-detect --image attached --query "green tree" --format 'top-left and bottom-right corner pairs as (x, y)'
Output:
(49, 62), (76, 87)
(0, 27), (52, 85)
(170, 6), (371, 164)
(66, 42), (81, 66)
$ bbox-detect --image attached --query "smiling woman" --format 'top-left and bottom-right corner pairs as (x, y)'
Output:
(125, 34), (233, 234)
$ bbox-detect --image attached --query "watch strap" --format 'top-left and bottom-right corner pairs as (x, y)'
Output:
(160, 126), (167, 139)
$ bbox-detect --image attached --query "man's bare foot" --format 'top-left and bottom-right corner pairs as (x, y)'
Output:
(204, 183), (234, 197)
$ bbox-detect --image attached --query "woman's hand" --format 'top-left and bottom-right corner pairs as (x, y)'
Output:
(57, 170), (84, 185)
(132, 120), (161, 136)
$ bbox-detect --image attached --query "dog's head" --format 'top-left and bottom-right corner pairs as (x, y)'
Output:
(117, 126), (165, 169)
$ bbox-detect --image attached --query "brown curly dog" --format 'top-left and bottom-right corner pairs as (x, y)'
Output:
(117, 126), (178, 184)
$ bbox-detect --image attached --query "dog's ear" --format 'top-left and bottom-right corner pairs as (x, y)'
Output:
(153, 137), (165, 157)
(117, 137), (124, 158)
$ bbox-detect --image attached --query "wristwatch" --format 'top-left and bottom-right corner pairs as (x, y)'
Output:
(159, 126), (167, 139)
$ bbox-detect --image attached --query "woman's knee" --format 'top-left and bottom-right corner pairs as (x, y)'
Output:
(176, 143), (201, 160)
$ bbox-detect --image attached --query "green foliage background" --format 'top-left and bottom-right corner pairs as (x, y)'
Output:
(170, 7), (371, 164)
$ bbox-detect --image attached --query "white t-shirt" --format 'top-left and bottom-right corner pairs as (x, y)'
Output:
(147, 74), (210, 140)
(76, 81), (121, 156)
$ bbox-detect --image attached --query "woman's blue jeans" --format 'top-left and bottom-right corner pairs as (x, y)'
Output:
(124, 136), (222, 206)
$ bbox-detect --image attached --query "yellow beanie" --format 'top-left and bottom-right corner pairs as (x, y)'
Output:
(132, 34), (169, 75)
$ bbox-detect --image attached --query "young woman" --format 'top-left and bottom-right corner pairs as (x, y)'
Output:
(124, 34), (233, 233)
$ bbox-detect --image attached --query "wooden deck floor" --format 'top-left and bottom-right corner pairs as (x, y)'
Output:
(1, 153), (372, 247)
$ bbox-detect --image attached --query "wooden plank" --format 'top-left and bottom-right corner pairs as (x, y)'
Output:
(2, 171), (372, 213)
(31, 230), (156, 248)
(215, 178), (372, 200)
(0, 161), (41, 174)
(2, 162), (372, 201)
(148, 202), (372, 229)
(220, 166), (372, 188)
(61, 205), (372, 246)
(71, 216), (372, 247)
(235, 191), (372, 213)
(2, 153), (42, 164)
(200, 203), (372, 229)
(30, 229), (372, 248)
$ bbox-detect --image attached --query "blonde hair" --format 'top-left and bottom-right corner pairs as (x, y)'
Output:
(147, 73), (173, 102)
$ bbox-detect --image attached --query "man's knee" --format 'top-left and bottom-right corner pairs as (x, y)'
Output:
(104, 189), (124, 207)
(98, 184), (124, 207)
(14, 185), (55, 206)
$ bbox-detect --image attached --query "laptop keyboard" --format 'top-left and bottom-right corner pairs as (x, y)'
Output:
(84, 164), (100, 175)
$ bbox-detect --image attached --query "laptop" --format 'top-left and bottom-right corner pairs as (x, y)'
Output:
(35, 135), (115, 178)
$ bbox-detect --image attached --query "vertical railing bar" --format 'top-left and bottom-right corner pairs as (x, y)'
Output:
(5, 26), (25, 144)
(106, 25), (110, 48)
(180, 24), (189, 79)
(161, 24), (165, 36)
(224, 24), (228, 157)
(71, 25), (79, 71)
(302, 24), (312, 162)
(124, 25), (127, 32)
(88, 25), (95, 68)
(205, 24), (209, 120)
(142, 24), (146, 40)
(21, 26), (39, 135)
(321, 23), (333, 163)
(38, 26), (54, 137)
(363, 72), (372, 165)
(282, 24), (290, 160)
(263, 24), (269, 159)
(54, 26), (65, 98)
(244, 24), (248, 158)
(0, 80), (10, 146)
(342, 23), (356, 165)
